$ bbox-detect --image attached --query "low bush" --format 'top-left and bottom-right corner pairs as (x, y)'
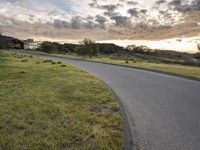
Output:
(60, 64), (66, 67)
(21, 59), (28, 62)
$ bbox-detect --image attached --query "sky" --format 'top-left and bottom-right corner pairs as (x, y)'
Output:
(0, 0), (200, 41)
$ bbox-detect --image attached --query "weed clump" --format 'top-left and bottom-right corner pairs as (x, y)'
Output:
(21, 59), (28, 62)
(43, 59), (52, 63)
(19, 71), (26, 74)
(17, 55), (24, 59)
(133, 60), (137, 63)
(111, 102), (119, 112)
(60, 64), (66, 67)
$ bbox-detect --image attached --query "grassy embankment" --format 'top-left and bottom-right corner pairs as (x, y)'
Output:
(0, 51), (123, 149)
(18, 50), (200, 80)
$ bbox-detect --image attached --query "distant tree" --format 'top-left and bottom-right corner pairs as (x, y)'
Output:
(76, 39), (98, 57)
(97, 43), (123, 54)
(39, 41), (57, 53)
(126, 45), (152, 54)
(52, 42), (68, 53)
(75, 45), (87, 56)
(63, 43), (78, 53)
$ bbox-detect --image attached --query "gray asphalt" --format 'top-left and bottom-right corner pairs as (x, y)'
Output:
(30, 54), (200, 150)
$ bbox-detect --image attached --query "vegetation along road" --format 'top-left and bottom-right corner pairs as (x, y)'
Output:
(0, 52), (124, 150)
(28, 53), (200, 150)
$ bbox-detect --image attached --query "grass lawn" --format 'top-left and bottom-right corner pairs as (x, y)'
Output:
(0, 51), (123, 150)
(18, 50), (200, 80)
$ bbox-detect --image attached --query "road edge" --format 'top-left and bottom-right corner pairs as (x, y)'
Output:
(102, 81), (134, 150)
(18, 51), (200, 82)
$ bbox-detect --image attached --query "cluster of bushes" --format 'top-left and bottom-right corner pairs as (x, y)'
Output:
(126, 45), (194, 59)
(37, 39), (200, 66)
(38, 39), (125, 57)
(39, 41), (69, 54)
(96, 43), (124, 54)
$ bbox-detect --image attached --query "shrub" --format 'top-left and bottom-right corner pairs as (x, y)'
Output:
(76, 39), (98, 58)
(133, 60), (137, 63)
(60, 64), (66, 67)
(21, 59), (28, 62)
(182, 60), (194, 66)
(39, 42), (57, 53)
(43, 60), (52, 63)
(19, 71), (26, 74)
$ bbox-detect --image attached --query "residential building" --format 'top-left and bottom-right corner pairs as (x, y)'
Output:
(23, 39), (41, 50)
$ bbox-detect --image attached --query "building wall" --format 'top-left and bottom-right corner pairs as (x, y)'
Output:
(23, 42), (41, 50)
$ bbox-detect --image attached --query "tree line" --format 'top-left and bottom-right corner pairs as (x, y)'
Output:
(39, 39), (200, 59)
(1, 34), (200, 60)
(39, 39), (125, 57)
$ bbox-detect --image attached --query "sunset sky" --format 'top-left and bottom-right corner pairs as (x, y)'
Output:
(0, 0), (200, 41)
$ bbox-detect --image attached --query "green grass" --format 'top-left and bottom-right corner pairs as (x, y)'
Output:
(18, 50), (200, 80)
(0, 52), (124, 150)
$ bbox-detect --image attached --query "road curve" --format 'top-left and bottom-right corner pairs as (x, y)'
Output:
(29, 54), (200, 150)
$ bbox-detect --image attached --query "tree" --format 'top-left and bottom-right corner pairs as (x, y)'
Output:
(39, 41), (57, 53)
(76, 39), (98, 57)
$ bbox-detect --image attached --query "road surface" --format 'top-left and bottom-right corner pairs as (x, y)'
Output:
(30, 54), (200, 150)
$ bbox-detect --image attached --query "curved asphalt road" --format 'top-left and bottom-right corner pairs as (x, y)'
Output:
(29, 54), (200, 150)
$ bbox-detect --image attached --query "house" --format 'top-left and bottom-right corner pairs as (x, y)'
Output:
(0, 35), (42, 50)
(23, 39), (41, 50)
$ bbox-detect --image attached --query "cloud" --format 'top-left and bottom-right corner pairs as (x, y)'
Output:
(191, 0), (200, 11)
(167, 0), (200, 13)
(155, 0), (166, 5)
(53, 19), (70, 28)
(126, 1), (139, 5)
(111, 15), (131, 26)
(168, 0), (182, 6)
(70, 16), (83, 29)
(0, 15), (13, 26)
(127, 8), (139, 17)
(140, 9), (147, 14)
(95, 15), (107, 28)
(0, 0), (200, 41)
(89, 0), (119, 12)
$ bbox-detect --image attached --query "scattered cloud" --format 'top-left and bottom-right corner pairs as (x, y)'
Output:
(127, 8), (139, 17)
(155, 0), (166, 5)
(0, 0), (199, 40)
